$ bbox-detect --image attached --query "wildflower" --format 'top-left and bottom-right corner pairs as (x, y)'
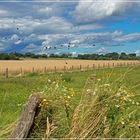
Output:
(97, 79), (101, 81)
(104, 84), (110, 87)
(99, 85), (103, 88)
(17, 103), (22, 107)
(40, 91), (44, 94)
(116, 92), (121, 96)
(48, 79), (51, 83)
(93, 91), (96, 95)
(71, 94), (74, 97)
(123, 97), (127, 101)
(43, 99), (47, 102)
(115, 105), (120, 108)
(67, 96), (71, 99)
(121, 121), (125, 125)
(87, 89), (91, 92)
(136, 102), (139, 105)
(132, 101), (135, 105)
(95, 88), (98, 92)
(55, 83), (59, 88)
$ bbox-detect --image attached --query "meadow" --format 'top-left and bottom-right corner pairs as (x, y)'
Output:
(0, 65), (140, 138)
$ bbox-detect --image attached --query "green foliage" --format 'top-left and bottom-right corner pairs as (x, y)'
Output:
(0, 53), (19, 60)
(78, 52), (140, 60)
(0, 66), (140, 138)
(0, 52), (139, 60)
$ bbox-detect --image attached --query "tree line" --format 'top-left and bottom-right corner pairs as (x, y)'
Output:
(0, 52), (139, 60)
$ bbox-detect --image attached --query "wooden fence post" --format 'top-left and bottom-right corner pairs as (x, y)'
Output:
(87, 65), (89, 70)
(5, 68), (8, 78)
(32, 67), (34, 73)
(64, 66), (66, 72)
(107, 63), (110, 68)
(80, 65), (82, 70)
(20, 67), (23, 76)
(44, 67), (47, 73)
(124, 62), (125, 67)
(112, 63), (114, 67)
(54, 66), (57, 72)
(9, 94), (41, 140)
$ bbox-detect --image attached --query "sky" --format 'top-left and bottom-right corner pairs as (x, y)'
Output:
(0, 0), (140, 55)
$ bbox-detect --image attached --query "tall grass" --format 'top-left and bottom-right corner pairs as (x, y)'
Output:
(0, 66), (140, 138)
(68, 70), (140, 138)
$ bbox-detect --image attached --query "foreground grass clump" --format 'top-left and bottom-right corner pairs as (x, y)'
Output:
(68, 75), (140, 138)
(28, 76), (77, 138)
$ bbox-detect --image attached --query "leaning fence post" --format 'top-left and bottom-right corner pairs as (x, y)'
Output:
(5, 68), (8, 78)
(9, 94), (41, 140)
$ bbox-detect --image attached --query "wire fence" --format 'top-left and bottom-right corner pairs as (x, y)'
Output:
(0, 60), (140, 78)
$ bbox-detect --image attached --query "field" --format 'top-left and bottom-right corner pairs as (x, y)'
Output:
(0, 64), (140, 138)
(0, 60), (139, 76)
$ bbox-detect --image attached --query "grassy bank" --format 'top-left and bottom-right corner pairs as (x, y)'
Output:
(0, 66), (140, 138)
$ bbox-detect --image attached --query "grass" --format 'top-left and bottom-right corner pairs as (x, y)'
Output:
(0, 66), (140, 138)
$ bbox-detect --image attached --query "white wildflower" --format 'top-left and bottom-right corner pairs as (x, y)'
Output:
(87, 89), (91, 92)
(104, 84), (110, 87)
(93, 91), (96, 95)
(48, 79), (51, 83)
(132, 101), (135, 105)
(115, 105), (120, 108)
(136, 102), (139, 105)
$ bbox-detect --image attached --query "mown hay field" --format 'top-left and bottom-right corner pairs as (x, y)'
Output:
(0, 60), (139, 75)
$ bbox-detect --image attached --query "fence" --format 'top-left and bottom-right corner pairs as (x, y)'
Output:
(1, 60), (140, 78)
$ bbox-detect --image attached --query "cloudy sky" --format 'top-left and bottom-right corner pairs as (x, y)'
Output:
(0, 0), (140, 55)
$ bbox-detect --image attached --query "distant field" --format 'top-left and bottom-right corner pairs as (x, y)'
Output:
(0, 60), (139, 75)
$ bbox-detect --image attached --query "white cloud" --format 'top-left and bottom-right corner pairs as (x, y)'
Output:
(75, 24), (102, 31)
(38, 7), (53, 14)
(0, 16), (74, 35)
(135, 50), (140, 55)
(96, 47), (110, 54)
(22, 43), (41, 53)
(73, 0), (140, 23)
(0, 9), (8, 16)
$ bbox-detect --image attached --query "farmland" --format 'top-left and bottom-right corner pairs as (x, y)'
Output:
(0, 64), (140, 138)
(0, 59), (139, 76)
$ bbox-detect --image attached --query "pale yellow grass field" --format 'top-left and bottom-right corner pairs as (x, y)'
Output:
(0, 59), (139, 74)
